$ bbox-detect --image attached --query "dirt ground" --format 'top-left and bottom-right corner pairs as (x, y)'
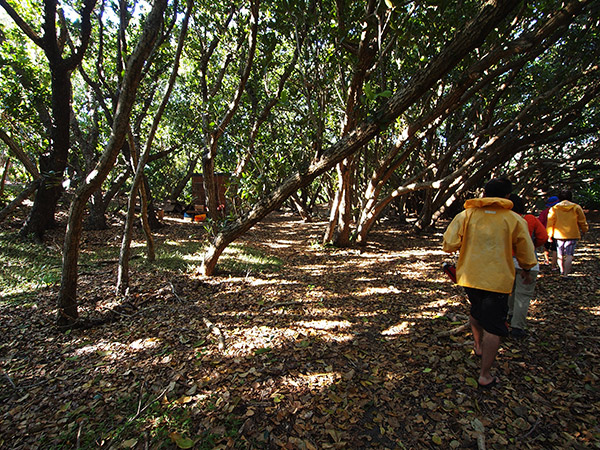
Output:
(1, 208), (599, 449)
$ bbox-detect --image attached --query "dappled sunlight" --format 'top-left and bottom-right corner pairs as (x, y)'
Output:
(163, 238), (197, 246)
(181, 253), (204, 264)
(263, 239), (297, 248)
(296, 263), (330, 275)
(360, 285), (403, 295)
(2, 209), (598, 448)
(420, 299), (453, 314)
(312, 333), (355, 344)
(363, 248), (447, 259)
(296, 319), (352, 330)
(381, 321), (414, 336)
(245, 277), (295, 287)
(581, 306), (600, 316)
(73, 337), (162, 357)
(225, 325), (299, 357)
(281, 371), (340, 390)
(353, 311), (380, 318)
(386, 268), (423, 280)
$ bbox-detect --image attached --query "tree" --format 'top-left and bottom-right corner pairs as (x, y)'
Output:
(57, 0), (168, 327)
(351, 0), (597, 240)
(0, 0), (96, 240)
(116, 0), (193, 295)
(199, 0), (523, 275)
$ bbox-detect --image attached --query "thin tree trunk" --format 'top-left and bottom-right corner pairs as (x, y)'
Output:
(0, 158), (10, 200)
(0, 130), (40, 179)
(169, 155), (198, 203)
(0, 180), (40, 223)
(116, 0), (191, 293)
(57, 0), (167, 326)
(290, 193), (312, 222)
(203, 0), (258, 219)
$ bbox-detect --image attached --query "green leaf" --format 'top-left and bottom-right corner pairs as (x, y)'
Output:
(432, 434), (442, 445)
(423, 367), (432, 373)
(178, 438), (194, 449)
(466, 377), (478, 388)
(254, 347), (272, 355)
(170, 432), (194, 449)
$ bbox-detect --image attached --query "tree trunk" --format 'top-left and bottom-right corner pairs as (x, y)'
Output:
(57, 0), (167, 326)
(141, 174), (161, 231)
(290, 193), (312, 222)
(334, 157), (355, 246)
(0, 180), (40, 223)
(85, 167), (129, 230)
(20, 65), (72, 239)
(0, 158), (10, 201)
(169, 155), (198, 202)
(0, 129), (40, 179)
(202, 152), (219, 219)
(9, 0), (96, 239)
(85, 190), (108, 230)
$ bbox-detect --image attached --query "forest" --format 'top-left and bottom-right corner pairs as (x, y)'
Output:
(1, 0), (599, 448)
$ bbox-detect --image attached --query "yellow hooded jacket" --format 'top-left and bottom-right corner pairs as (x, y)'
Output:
(546, 200), (588, 240)
(443, 197), (537, 294)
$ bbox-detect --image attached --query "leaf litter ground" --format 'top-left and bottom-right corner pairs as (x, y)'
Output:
(1, 210), (599, 449)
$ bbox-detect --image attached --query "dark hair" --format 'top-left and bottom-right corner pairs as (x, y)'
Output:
(484, 177), (512, 198)
(508, 193), (525, 215)
(558, 189), (572, 201)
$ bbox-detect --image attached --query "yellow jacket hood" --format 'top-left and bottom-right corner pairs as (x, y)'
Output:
(547, 200), (588, 239)
(464, 197), (514, 210)
(553, 201), (579, 212)
(443, 197), (537, 294)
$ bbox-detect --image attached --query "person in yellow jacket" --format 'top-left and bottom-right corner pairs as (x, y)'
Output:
(546, 189), (589, 277)
(443, 178), (537, 389)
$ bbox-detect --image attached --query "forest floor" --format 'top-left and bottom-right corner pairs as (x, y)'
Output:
(1, 207), (599, 450)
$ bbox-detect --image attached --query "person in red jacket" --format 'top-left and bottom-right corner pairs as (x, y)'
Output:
(508, 194), (548, 338)
(547, 189), (589, 277)
(538, 196), (559, 269)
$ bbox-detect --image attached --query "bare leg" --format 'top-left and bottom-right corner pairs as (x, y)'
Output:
(479, 331), (501, 385)
(470, 314), (483, 356)
(563, 254), (573, 276)
(471, 314), (500, 385)
(557, 254), (564, 275)
(551, 250), (558, 270)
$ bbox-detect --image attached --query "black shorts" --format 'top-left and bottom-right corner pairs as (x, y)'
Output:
(464, 287), (509, 337)
(544, 239), (557, 251)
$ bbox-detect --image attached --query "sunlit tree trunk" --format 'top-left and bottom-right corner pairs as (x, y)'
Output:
(116, 0), (192, 294)
(57, 0), (167, 326)
(324, 2), (378, 247)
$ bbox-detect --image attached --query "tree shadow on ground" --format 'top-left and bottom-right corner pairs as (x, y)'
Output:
(0, 210), (598, 449)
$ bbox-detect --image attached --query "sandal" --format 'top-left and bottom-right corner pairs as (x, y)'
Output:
(477, 377), (498, 389)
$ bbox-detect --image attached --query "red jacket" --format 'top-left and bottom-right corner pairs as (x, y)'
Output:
(537, 207), (550, 228)
(524, 214), (548, 247)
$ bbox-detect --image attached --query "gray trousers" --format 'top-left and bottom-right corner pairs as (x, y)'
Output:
(508, 269), (539, 330)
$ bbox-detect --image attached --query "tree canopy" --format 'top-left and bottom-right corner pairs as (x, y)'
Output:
(0, 0), (599, 324)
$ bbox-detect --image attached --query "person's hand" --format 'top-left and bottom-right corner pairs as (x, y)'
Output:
(521, 269), (533, 284)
